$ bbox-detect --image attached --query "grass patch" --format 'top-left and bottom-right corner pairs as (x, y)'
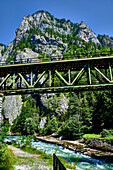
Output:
(21, 146), (77, 169)
(83, 134), (101, 139)
(105, 135), (113, 140)
(83, 133), (113, 141)
(58, 156), (77, 169)
(104, 135), (113, 144)
(83, 133), (113, 145)
(14, 156), (53, 170)
(21, 146), (52, 164)
(15, 156), (39, 166)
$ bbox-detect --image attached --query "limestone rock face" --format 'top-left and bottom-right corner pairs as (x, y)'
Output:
(2, 95), (23, 125)
(38, 117), (47, 129)
(56, 95), (69, 115)
(14, 11), (73, 45)
(0, 45), (4, 60)
(77, 22), (100, 45)
(14, 16), (31, 44)
(41, 93), (68, 115)
(98, 35), (113, 48)
(14, 48), (40, 62)
(1, 11), (103, 63)
(13, 11), (101, 48)
(0, 42), (13, 63)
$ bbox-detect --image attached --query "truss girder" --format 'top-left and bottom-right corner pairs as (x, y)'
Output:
(0, 56), (113, 95)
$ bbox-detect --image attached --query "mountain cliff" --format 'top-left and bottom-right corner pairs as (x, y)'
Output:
(1, 10), (106, 63)
(77, 21), (100, 45)
(14, 11), (100, 45)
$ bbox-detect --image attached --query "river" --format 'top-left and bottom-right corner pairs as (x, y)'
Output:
(5, 136), (113, 170)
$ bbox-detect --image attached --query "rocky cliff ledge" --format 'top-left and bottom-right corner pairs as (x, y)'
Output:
(36, 136), (113, 162)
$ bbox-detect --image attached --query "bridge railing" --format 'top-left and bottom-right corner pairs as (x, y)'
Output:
(53, 154), (66, 170)
(0, 50), (113, 66)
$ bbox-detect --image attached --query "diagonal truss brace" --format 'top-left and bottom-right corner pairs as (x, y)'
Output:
(33, 71), (46, 87)
(55, 70), (69, 85)
(71, 64), (87, 85)
(94, 67), (111, 83)
(18, 73), (30, 87)
(0, 73), (11, 86)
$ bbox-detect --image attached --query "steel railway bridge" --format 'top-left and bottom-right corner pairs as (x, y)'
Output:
(0, 55), (113, 95)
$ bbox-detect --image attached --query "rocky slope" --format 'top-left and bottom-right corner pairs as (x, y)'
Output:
(98, 34), (113, 48)
(0, 44), (6, 61)
(1, 10), (113, 63)
(77, 21), (100, 45)
(1, 10), (102, 63)
(14, 11), (100, 45)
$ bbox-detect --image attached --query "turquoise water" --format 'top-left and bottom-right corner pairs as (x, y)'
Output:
(5, 136), (113, 170)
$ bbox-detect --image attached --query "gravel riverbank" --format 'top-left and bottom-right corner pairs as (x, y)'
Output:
(8, 145), (52, 170)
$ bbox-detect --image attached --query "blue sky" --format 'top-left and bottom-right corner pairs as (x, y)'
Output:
(0, 0), (113, 45)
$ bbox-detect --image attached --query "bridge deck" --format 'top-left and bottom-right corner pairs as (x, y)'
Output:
(0, 56), (113, 75)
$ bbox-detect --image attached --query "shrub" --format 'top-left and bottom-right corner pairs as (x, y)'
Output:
(109, 129), (113, 135)
(0, 126), (8, 143)
(0, 142), (15, 169)
(101, 129), (110, 137)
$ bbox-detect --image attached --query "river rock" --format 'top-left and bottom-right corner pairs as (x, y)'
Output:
(36, 136), (113, 162)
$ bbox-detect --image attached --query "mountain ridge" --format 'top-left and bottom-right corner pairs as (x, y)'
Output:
(0, 10), (113, 63)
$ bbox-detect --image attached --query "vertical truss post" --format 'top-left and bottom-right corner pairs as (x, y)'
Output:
(31, 68), (33, 87)
(20, 77), (22, 88)
(88, 64), (91, 84)
(4, 81), (6, 90)
(49, 68), (52, 87)
(68, 66), (71, 85)
(13, 72), (16, 88)
(52, 70), (54, 87)
(109, 62), (112, 81)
